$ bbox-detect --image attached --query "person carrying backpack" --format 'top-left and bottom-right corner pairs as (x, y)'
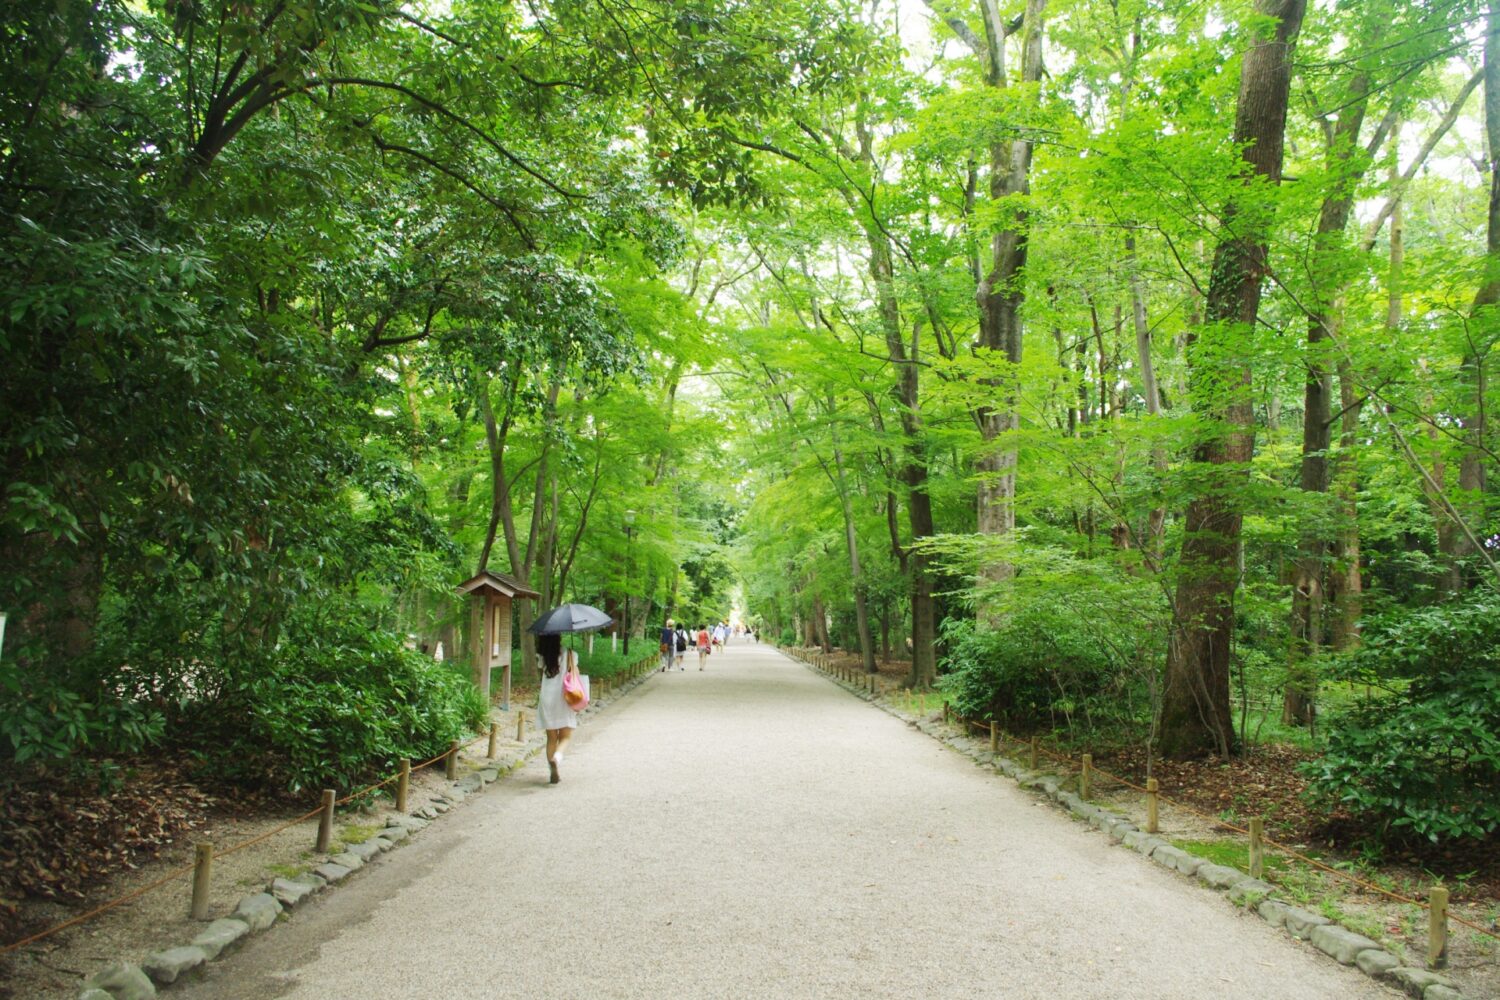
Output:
(659, 618), (677, 672)
(674, 624), (690, 670)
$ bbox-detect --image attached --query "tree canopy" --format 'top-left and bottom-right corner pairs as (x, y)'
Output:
(2, 0), (1497, 846)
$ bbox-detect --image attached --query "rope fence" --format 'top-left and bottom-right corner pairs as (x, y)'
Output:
(0, 652), (661, 957)
(787, 644), (1500, 961)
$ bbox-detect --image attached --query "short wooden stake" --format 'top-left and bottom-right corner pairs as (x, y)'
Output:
(446, 739), (459, 780)
(1428, 885), (1449, 969)
(516, 711), (526, 743)
(989, 722), (999, 752)
(487, 723), (498, 759)
(942, 701), (950, 723)
(1029, 735), (1039, 770)
(397, 758), (411, 813)
(191, 842), (213, 920)
(1249, 817), (1265, 879)
(1146, 778), (1159, 834)
(1080, 754), (1092, 800)
(316, 789), (335, 853)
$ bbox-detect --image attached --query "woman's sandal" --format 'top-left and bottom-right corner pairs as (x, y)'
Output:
(549, 760), (559, 784)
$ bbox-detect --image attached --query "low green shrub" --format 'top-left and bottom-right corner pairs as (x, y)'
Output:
(1303, 594), (1500, 844)
(509, 643), (635, 679)
(936, 609), (1143, 733)
(190, 600), (487, 795)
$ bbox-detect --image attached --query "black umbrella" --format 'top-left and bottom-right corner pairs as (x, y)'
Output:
(527, 603), (613, 635)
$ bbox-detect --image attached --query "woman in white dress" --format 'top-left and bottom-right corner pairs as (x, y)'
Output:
(535, 633), (577, 784)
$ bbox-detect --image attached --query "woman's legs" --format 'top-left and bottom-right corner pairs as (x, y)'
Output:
(697, 647), (708, 670)
(546, 729), (560, 783)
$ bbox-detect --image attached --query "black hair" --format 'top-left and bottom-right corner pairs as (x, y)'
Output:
(538, 633), (562, 677)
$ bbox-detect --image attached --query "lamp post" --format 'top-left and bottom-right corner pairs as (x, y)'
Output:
(622, 510), (637, 656)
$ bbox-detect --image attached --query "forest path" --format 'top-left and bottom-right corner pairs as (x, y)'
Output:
(175, 641), (1394, 1000)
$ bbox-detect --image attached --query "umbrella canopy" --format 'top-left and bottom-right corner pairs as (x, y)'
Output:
(527, 603), (613, 635)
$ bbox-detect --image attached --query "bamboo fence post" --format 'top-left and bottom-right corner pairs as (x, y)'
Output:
(989, 721), (999, 752)
(445, 739), (459, 780)
(1080, 754), (1092, 800)
(487, 723), (498, 759)
(191, 843), (213, 920)
(1429, 886), (1449, 969)
(1029, 735), (1039, 770)
(397, 759), (411, 813)
(1249, 817), (1265, 879)
(316, 790), (335, 853)
(516, 711), (526, 743)
(1146, 778), (1159, 834)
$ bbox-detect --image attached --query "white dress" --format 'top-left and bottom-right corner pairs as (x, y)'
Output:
(537, 654), (579, 731)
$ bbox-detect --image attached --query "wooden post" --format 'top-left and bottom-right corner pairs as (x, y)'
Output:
(1080, 754), (1092, 800)
(516, 711), (526, 743)
(316, 790), (335, 853)
(446, 739), (459, 780)
(1429, 886), (1449, 969)
(397, 759), (411, 813)
(989, 721), (999, 752)
(191, 843), (213, 920)
(487, 723), (498, 759)
(1146, 778), (1159, 834)
(1029, 735), (1039, 770)
(942, 701), (950, 723)
(1249, 817), (1265, 879)
(919, 694), (927, 716)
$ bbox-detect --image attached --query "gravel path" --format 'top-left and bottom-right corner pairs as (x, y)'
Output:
(177, 642), (1398, 1000)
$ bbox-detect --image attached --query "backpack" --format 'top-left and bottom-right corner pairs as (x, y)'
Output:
(675, 629), (688, 652)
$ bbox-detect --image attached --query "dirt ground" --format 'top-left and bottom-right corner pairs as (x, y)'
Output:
(0, 695), (538, 1000)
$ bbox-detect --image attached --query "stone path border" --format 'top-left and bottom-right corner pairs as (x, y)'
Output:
(74, 664), (658, 1000)
(780, 646), (1471, 1000)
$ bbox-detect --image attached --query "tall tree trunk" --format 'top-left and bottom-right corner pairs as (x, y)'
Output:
(812, 594), (831, 652)
(1458, 0), (1500, 580)
(1286, 73), (1371, 725)
(973, 0), (1046, 613)
(1126, 234), (1168, 555)
(1159, 0), (1307, 759)
(857, 222), (938, 688)
(833, 443), (878, 672)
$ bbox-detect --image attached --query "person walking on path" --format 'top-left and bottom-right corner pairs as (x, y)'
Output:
(695, 624), (711, 670)
(535, 633), (578, 784)
(659, 619), (676, 672)
(674, 624), (690, 670)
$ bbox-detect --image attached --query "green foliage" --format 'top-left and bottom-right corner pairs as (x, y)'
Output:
(0, 673), (165, 768)
(1303, 594), (1500, 844)
(190, 600), (487, 795)
(935, 610), (1139, 734)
